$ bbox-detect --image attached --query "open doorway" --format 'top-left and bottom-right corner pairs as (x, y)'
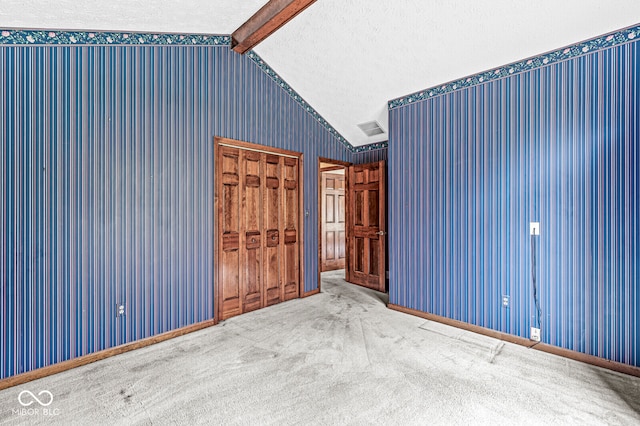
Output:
(318, 157), (388, 294)
(318, 158), (350, 291)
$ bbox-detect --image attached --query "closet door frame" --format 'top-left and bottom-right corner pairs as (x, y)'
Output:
(213, 137), (304, 324)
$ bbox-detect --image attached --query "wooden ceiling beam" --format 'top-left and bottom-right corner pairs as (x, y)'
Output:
(231, 0), (316, 54)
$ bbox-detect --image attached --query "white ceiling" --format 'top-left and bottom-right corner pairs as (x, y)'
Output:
(0, 0), (265, 34)
(2, 1), (640, 146)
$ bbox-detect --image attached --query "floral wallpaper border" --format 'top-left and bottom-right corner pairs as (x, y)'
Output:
(246, 51), (356, 152)
(388, 23), (640, 110)
(0, 28), (387, 152)
(246, 51), (388, 152)
(3, 24), (638, 149)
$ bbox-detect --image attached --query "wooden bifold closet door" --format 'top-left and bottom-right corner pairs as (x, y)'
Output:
(216, 138), (301, 321)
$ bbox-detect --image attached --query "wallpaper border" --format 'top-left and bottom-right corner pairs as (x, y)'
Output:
(246, 50), (356, 152)
(0, 28), (388, 153)
(388, 23), (640, 110)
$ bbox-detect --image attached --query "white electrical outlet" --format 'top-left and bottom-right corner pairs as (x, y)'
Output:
(530, 222), (540, 236)
(502, 295), (510, 308)
(117, 304), (125, 317)
(530, 327), (541, 342)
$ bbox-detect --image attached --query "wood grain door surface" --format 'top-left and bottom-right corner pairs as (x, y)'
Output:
(217, 141), (300, 320)
(321, 172), (346, 271)
(347, 161), (386, 292)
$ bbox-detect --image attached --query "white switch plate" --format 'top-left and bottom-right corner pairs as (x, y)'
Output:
(530, 222), (540, 236)
(530, 327), (541, 342)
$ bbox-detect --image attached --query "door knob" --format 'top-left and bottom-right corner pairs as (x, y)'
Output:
(251, 238), (256, 243)
(376, 231), (386, 236)
(272, 236), (276, 241)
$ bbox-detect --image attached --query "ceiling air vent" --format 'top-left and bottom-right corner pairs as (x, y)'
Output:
(357, 120), (385, 137)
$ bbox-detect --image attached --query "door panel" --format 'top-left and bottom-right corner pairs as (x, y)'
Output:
(338, 231), (346, 259)
(326, 232), (335, 259)
(243, 151), (263, 313)
(283, 157), (299, 300)
(369, 239), (379, 274)
(355, 238), (364, 272)
(347, 161), (386, 292)
(264, 154), (281, 307)
(321, 172), (346, 271)
(326, 195), (335, 223)
(354, 191), (364, 226)
(220, 147), (242, 319)
(369, 190), (379, 226)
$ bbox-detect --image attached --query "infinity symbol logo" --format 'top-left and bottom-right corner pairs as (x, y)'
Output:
(18, 390), (54, 407)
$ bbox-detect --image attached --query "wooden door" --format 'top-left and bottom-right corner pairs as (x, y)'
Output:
(321, 172), (346, 271)
(263, 154), (282, 307)
(219, 146), (242, 320)
(216, 138), (301, 321)
(242, 151), (263, 313)
(282, 157), (300, 301)
(347, 161), (386, 292)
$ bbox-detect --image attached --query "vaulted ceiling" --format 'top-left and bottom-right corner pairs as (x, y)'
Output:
(2, 1), (639, 146)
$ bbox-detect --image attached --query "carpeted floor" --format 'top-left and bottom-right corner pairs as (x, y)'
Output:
(1, 270), (639, 425)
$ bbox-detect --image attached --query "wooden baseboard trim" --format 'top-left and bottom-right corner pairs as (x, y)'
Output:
(0, 318), (217, 391)
(388, 303), (640, 378)
(302, 288), (320, 298)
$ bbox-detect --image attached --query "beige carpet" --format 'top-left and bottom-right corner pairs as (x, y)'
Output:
(1, 270), (639, 425)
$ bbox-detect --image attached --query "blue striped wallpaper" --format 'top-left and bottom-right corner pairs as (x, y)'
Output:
(351, 148), (387, 165)
(389, 39), (640, 366)
(0, 44), (352, 379)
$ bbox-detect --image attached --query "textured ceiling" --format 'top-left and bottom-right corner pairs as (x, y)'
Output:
(0, 0), (265, 34)
(2, 1), (640, 146)
(255, 0), (640, 146)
